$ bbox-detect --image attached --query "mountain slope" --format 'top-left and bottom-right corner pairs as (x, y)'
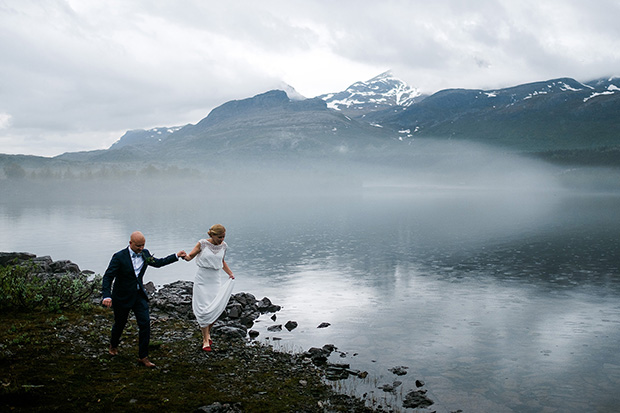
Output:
(110, 126), (183, 149)
(153, 90), (398, 165)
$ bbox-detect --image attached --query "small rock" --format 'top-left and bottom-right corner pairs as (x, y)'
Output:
(403, 390), (434, 409)
(194, 402), (243, 412)
(322, 344), (337, 353)
(267, 324), (282, 332)
(144, 281), (156, 295)
(284, 321), (298, 331)
(379, 381), (402, 393)
(317, 322), (331, 329)
(389, 366), (409, 376)
(212, 325), (246, 340)
(248, 330), (259, 339)
(325, 364), (350, 380)
(304, 347), (329, 365)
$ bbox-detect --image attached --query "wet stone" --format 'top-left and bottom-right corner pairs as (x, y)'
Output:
(389, 365), (409, 376)
(284, 320), (298, 331)
(403, 389), (434, 409)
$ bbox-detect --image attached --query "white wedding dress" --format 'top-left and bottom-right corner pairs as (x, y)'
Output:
(192, 239), (235, 327)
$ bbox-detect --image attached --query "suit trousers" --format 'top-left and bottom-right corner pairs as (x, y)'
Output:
(110, 294), (151, 359)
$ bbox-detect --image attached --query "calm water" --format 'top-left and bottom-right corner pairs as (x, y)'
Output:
(1, 184), (619, 412)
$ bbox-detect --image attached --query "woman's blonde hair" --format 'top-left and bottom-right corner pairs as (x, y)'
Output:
(208, 224), (226, 237)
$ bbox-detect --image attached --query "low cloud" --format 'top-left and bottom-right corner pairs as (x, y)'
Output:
(1, 0), (618, 156)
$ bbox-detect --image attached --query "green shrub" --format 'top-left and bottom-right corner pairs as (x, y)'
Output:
(0, 263), (101, 312)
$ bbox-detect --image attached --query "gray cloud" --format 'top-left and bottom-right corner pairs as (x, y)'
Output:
(1, 0), (619, 156)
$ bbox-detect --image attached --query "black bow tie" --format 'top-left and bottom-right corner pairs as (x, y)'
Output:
(132, 253), (142, 259)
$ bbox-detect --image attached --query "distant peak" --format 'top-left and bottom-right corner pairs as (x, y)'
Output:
(320, 70), (421, 113)
(368, 70), (395, 81)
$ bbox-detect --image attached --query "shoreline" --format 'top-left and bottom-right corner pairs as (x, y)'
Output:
(0, 252), (439, 412)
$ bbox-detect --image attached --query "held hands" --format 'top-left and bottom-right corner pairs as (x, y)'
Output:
(177, 250), (187, 259)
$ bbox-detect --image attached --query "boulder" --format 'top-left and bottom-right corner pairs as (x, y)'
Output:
(0, 252), (36, 266)
(50, 259), (80, 274)
(150, 280), (194, 319)
(256, 297), (281, 313)
(0, 252), (89, 279)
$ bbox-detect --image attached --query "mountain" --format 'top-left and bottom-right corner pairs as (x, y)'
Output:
(319, 71), (424, 117)
(155, 90), (398, 166)
(96, 86), (305, 153)
(367, 76), (620, 153)
(63, 73), (620, 163)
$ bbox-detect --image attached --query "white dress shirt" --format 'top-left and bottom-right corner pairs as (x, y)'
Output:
(129, 247), (144, 284)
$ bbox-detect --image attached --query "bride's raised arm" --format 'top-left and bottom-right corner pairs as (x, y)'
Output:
(184, 241), (202, 261)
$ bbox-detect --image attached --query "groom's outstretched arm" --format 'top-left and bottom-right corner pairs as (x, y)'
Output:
(144, 250), (186, 268)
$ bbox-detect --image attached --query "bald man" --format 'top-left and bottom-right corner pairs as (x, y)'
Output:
(102, 231), (186, 367)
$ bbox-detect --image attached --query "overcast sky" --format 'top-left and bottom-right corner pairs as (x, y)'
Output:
(1, 0), (619, 157)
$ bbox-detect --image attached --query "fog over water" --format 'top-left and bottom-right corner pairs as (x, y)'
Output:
(2, 141), (620, 411)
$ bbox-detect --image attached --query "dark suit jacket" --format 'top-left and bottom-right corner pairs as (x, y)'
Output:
(102, 248), (178, 308)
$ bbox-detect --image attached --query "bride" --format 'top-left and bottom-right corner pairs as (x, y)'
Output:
(184, 224), (235, 351)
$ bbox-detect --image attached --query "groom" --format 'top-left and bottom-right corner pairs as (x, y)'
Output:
(102, 231), (186, 367)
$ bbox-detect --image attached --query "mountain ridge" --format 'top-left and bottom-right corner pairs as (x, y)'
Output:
(103, 72), (620, 157)
(2, 72), (619, 175)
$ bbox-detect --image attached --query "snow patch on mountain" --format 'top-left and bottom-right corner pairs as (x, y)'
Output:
(584, 90), (616, 102)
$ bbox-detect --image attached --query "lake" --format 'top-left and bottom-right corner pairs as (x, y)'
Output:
(1, 179), (620, 412)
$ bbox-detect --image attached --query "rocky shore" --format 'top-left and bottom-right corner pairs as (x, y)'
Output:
(0, 252), (440, 412)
